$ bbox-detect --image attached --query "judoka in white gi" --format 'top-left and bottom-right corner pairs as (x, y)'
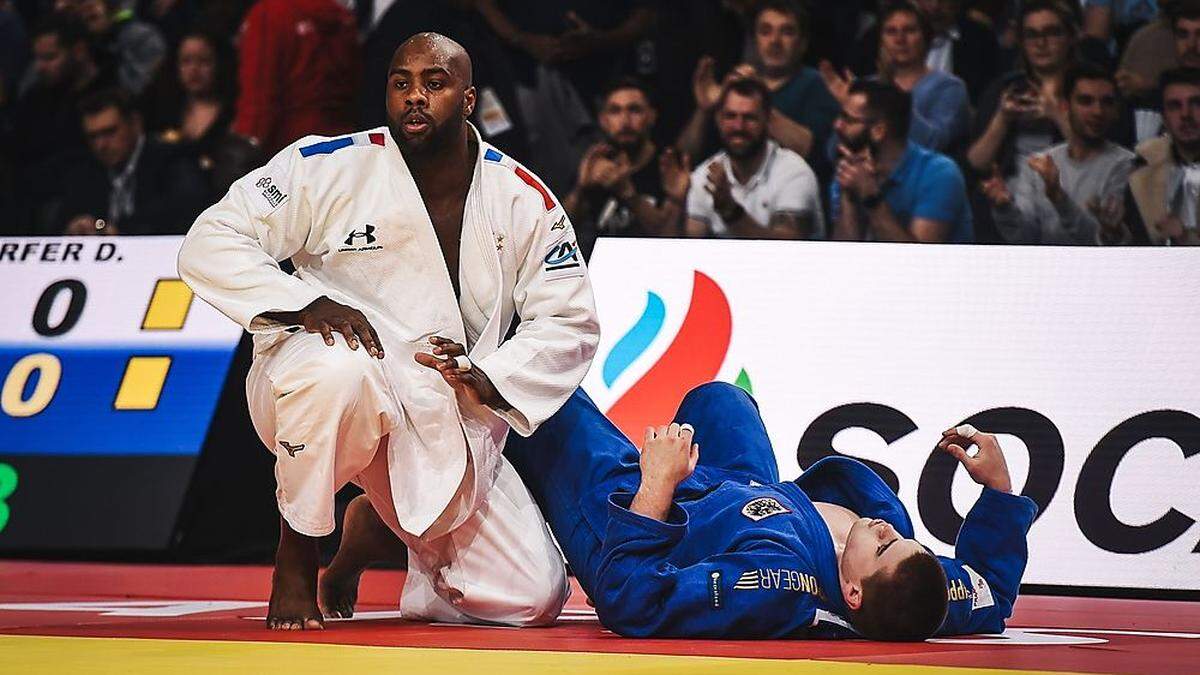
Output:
(177, 33), (599, 630)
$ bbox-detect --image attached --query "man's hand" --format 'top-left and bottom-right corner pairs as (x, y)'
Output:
(835, 145), (881, 201)
(413, 336), (510, 409)
(629, 423), (699, 521)
(705, 163), (742, 221)
(1151, 214), (1186, 243)
(938, 427), (1013, 494)
(296, 296), (384, 358)
(980, 163), (1013, 208)
(1027, 153), (1063, 202)
(692, 56), (722, 111)
(659, 147), (692, 203)
(818, 60), (854, 106)
(65, 215), (118, 236)
(1088, 195), (1127, 243)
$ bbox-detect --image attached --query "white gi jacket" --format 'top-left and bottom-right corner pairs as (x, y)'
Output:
(178, 124), (599, 537)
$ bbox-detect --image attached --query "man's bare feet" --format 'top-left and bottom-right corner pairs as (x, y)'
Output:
(267, 517), (324, 630)
(319, 494), (407, 618)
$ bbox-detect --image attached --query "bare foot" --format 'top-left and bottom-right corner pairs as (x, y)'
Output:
(320, 494), (407, 619)
(267, 516), (323, 630)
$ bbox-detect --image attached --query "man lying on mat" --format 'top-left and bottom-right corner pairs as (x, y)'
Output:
(326, 382), (1036, 640)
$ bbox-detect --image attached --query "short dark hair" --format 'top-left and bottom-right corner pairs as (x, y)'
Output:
(752, 0), (810, 37)
(715, 77), (772, 115)
(1019, 0), (1080, 38)
(1160, 67), (1200, 105)
(1167, 0), (1200, 28)
(1063, 61), (1116, 99)
(848, 79), (912, 139)
(31, 16), (88, 47)
(78, 88), (138, 121)
(849, 552), (949, 641)
(878, 1), (936, 49)
(597, 76), (656, 112)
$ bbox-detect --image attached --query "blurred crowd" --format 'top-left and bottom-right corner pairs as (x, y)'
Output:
(0, 0), (1197, 246)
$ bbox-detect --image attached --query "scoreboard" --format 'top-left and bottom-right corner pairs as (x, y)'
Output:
(0, 237), (243, 550)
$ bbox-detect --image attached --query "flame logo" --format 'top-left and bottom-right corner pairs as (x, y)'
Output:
(601, 271), (751, 441)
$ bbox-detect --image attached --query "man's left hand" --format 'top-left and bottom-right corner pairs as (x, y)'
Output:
(1027, 154), (1063, 202)
(705, 163), (740, 220)
(836, 145), (881, 202)
(414, 336), (510, 410)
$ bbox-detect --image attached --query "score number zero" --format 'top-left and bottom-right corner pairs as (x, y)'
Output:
(1, 278), (194, 417)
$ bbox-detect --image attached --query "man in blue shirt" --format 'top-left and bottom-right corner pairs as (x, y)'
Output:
(321, 381), (1037, 641)
(830, 80), (974, 242)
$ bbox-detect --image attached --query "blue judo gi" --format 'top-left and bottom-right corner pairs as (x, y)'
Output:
(505, 382), (1039, 639)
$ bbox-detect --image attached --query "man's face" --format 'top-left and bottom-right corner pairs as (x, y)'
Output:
(385, 41), (475, 153)
(914, 0), (957, 32)
(1174, 18), (1200, 69)
(82, 106), (140, 169)
(840, 517), (927, 598)
(715, 90), (768, 158)
(754, 9), (804, 74)
(598, 88), (655, 154)
(32, 34), (73, 88)
(1021, 10), (1072, 72)
(834, 92), (877, 151)
(1164, 83), (1200, 149)
(881, 11), (928, 68)
(1066, 78), (1118, 144)
(75, 0), (112, 35)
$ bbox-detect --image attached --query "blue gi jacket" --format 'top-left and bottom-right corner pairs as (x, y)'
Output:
(505, 384), (1039, 639)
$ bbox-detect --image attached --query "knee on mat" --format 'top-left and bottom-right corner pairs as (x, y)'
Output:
(500, 577), (570, 627)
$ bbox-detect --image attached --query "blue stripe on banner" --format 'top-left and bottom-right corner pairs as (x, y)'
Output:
(299, 136), (354, 157)
(483, 148), (503, 163)
(602, 291), (666, 387)
(0, 347), (236, 456)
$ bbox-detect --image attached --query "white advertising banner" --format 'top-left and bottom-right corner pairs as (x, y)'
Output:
(583, 238), (1200, 592)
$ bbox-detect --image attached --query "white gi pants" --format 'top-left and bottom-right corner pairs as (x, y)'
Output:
(245, 331), (569, 626)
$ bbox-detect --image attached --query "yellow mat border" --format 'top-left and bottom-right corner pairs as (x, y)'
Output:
(0, 634), (1066, 675)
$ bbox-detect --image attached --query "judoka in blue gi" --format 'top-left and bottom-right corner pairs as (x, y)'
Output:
(502, 382), (1038, 640)
(323, 381), (1037, 640)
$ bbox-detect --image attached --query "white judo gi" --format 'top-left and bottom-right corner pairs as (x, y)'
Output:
(177, 124), (599, 626)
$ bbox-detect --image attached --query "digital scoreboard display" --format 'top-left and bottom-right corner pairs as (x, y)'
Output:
(0, 237), (243, 550)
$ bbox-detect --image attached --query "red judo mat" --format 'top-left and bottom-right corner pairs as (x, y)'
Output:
(1, 561), (1198, 673)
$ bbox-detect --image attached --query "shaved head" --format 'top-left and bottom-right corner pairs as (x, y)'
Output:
(390, 32), (473, 88)
(385, 32), (476, 155)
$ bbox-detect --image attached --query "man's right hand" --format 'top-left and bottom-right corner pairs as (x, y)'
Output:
(980, 164), (1013, 208)
(640, 423), (699, 492)
(295, 296), (384, 359)
(938, 427), (1013, 493)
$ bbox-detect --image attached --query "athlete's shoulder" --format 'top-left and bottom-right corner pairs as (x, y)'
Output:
(479, 144), (559, 214)
(292, 128), (390, 161)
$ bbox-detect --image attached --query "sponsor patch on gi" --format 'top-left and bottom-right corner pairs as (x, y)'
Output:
(253, 175), (288, 214)
(339, 224), (383, 252)
(733, 568), (823, 596)
(963, 565), (995, 610)
(542, 235), (583, 280)
(709, 571), (722, 609)
(741, 497), (790, 521)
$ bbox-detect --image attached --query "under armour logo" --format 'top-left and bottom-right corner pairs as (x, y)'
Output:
(344, 224), (377, 246)
(280, 441), (306, 457)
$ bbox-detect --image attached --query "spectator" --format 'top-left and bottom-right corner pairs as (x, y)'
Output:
(69, 0), (166, 96)
(679, 1), (840, 168)
(967, 1), (1079, 180)
(1121, 67), (1200, 244)
(146, 31), (234, 159)
(474, 0), (655, 193)
(233, 0), (359, 156)
(981, 63), (1135, 244)
(0, 0), (28, 108)
(564, 79), (683, 248)
(914, 0), (1004, 100)
(60, 88), (208, 235)
(1083, 0), (1160, 53)
(825, 2), (971, 154)
(1120, 0), (1200, 142)
(11, 17), (112, 170)
(685, 78), (824, 239)
(1116, 0), (1185, 107)
(831, 80), (973, 242)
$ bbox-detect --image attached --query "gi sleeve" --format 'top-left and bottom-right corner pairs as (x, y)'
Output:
(592, 493), (821, 638)
(177, 139), (324, 334)
(475, 188), (600, 436)
(936, 488), (1039, 636)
